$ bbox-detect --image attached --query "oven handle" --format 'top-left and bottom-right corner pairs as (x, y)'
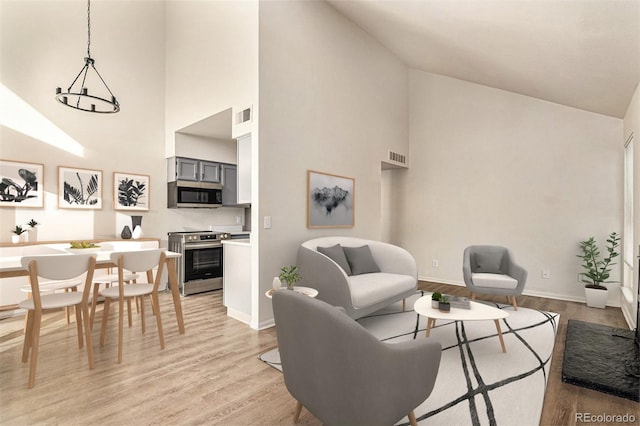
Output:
(184, 242), (223, 250)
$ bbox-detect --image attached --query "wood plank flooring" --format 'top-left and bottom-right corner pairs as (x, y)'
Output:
(0, 282), (637, 425)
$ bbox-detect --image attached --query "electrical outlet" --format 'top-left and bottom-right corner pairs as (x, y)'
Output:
(432, 259), (439, 267)
(263, 216), (271, 229)
(542, 269), (551, 279)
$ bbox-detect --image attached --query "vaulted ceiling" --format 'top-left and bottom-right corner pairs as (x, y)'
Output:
(327, 0), (640, 118)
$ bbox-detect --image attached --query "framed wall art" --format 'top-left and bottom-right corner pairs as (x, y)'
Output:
(58, 166), (103, 209)
(307, 170), (355, 228)
(114, 172), (150, 211)
(0, 159), (44, 208)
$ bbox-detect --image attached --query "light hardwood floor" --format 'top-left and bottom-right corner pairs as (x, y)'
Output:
(0, 283), (637, 425)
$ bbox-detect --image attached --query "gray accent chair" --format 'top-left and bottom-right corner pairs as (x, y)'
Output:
(272, 290), (441, 426)
(462, 245), (527, 310)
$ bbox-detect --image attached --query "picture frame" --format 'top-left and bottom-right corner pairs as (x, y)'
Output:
(58, 166), (103, 210)
(113, 172), (150, 211)
(0, 159), (44, 208)
(307, 170), (355, 228)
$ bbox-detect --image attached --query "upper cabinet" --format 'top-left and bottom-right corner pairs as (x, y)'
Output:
(221, 164), (238, 205)
(169, 157), (221, 183)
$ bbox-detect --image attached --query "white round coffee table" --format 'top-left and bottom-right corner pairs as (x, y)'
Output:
(414, 295), (510, 352)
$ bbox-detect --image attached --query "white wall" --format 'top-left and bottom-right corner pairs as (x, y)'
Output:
(401, 69), (623, 305)
(257, 0), (409, 326)
(163, 0), (258, 240)
(0, 0), (166, 242)
(622, 82), (640, 326)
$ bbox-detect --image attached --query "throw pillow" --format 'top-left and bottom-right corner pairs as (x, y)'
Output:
(343, 245), (381, 275)
(318, 244), (352, 276)
(474, 251), (504, 274)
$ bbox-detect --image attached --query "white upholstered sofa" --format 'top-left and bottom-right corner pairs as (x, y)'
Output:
(296, 237), (417, 319)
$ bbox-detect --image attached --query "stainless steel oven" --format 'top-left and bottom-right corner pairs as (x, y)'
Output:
(168, 231), (229, 296)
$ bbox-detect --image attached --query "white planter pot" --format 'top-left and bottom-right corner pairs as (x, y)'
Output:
(27, 228), (37, 242)
(584, 286), (608, 309)
(11, 234), (20, 244)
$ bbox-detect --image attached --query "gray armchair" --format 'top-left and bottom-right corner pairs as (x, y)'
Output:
(272, 290), (441, 426)
(462, 245), (527, 310)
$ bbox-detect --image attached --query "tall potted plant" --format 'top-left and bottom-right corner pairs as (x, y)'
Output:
(576, 231), (620, 308)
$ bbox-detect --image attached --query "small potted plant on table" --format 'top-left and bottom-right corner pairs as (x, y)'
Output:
(27, 219), (39, 242)
(11, 225), (26, 243)
(279, 266), (302, 290)
(431, 292), (442, 308)
(438, 295), (451, 312)
(576, 231), (620, 309)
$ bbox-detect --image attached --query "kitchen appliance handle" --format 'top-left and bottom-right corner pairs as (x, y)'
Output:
(184, 242), (222, 250)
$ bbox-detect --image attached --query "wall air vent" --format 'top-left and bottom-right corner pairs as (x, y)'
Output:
(381, 150), (408, 170)
(235, 106), (252, 125)
(388, 150), (406, 165)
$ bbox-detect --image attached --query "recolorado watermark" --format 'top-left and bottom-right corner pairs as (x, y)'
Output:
(576, 412), (636, 423)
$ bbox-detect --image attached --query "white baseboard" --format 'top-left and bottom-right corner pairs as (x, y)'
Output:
(418, 276), (622, 308)
(226, 307), (251, 326)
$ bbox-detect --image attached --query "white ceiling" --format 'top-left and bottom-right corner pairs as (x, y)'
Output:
(327, 0), (640, 118)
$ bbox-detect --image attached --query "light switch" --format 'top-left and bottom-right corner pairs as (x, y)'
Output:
(264, 216), (271, 229)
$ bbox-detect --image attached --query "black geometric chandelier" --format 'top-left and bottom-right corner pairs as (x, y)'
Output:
(55, 0), (119, 113)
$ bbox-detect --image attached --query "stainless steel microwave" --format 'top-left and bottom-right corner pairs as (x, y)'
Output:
(168, 181), (222, 208)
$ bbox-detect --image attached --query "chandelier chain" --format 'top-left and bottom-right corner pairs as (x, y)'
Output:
(86, 0), (91, 58)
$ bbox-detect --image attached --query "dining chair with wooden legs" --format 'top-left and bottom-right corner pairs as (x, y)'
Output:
(18, 253), (97, 388)
(89, 268), (139, 330)
(99, 249), (166, 364)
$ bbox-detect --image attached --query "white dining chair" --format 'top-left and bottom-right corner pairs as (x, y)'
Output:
(19, 253), (97, 388)
(99, 249), (166, 364)
(89, 270), (139, 330)
(19, 245), (81, 326)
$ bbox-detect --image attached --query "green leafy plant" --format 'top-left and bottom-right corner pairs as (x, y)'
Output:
(431, 291), (442, 301)
(27, 219), (38, 228)
(12, 225), (25, 235)
(577, 232), (620, 289)
(279, 266), (301, 289)
(439, 295), (449, 304)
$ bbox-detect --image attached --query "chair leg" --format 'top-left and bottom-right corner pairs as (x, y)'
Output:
(293, 401), (303, 423)
(511, 296), (518, 311)
(27, 311), (42, 388)
(402, 298), (406, 311)
(127, 298), (133, 328)
(140, 296), (146, 334)
(118, 297), (125, 364)
(23, 293), (32, 333)
(65, 288), (71, 325)
(22, 310), (34, 363)
(408, 410), (417, 426)
(81, 305), (95, 369)
(74, 305), (84, 349)
(100, 298), (111, 347)
(152, 293), (165, 350)
(471, 292), (476, 300)
(90, 282), (100, 330)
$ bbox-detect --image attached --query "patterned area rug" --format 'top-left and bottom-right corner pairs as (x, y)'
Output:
(260, 292), (559, 426)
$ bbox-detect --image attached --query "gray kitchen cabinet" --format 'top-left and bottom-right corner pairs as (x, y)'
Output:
(172, 157), (220, 183)
(221, 163), (238, 205)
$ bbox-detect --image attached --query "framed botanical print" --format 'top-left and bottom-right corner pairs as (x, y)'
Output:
(114, 172), (150, 211)
(307, 170), (355, 228)
(0, 159), (44, 208)
(58, 166), (103, 209)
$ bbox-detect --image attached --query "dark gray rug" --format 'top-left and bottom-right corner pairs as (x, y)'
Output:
(562, 319), (639, 401)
